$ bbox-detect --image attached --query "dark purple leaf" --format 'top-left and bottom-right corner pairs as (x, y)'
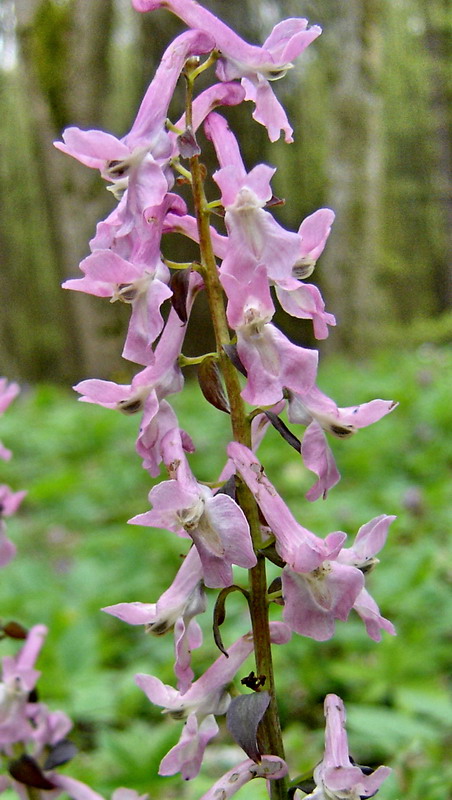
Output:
(213, 585), (249, 656)
(259, 544), (286, 569)
(214, 475), (236, 500)
(226, 692), (270, 762)
(2, 621), (28, 639)
(264, 411), (301, 453)
(43, 739), (78, 770)
(266, 194), (285, 208)
(170, 268), (191, 322)
(198, 356), (230, 414)
(9, 755), (55, 790)
(223, 344), (247, 377)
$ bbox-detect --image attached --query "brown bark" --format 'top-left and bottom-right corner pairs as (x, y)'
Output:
(321, 0), (386, 354)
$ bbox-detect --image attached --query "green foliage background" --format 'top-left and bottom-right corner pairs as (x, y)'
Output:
(1, 346), (451, 799)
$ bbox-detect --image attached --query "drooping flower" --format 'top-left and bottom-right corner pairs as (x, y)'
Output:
(282, 515), (395, 641)
(287, 387), (398, 500)
(55, 29), (215, 211)
(0, 485), (27, 568)
(74, 297), (197, 475)
(222, 266), (319, 407)
(304, 694), (391, 799)
(205, 112), (335, 339)
(135, 623), (290, 780)
(132, 0), (321, 141)
(130, 429), (256, 587)
(63, 193), (185, 365)
(103, 546), (206, 692)
(198, 756), (288, 799)
(0, 378), (20, 461)
(281, 562), (364, 642)
(0, 625), (47, 745)
(227, 443), (345, 573)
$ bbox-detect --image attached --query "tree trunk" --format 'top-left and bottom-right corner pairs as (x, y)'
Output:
(321, 0), (386, 354)
(11, 0), (125, 383)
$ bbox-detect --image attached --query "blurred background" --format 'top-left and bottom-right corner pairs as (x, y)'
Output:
(0, 0), (450, 382)
(0, 1), (451, 799)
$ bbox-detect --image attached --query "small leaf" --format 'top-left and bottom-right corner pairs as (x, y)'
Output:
(266, 194), (285, 208)
(9, 755), (55, 790)
(2, 621), (28, 639)
(264, 412), (301, 453)
(267, 576), (284, 604)
(223, 344), (247, 377)
(214, 475), (236, 500)
(213, 585), (249, 656)
(287, 774), (316, 797)
(198, 356), (230, 414)
(170, 269), (191, 322)
(226, 692), (270, 762)
(43, 739), (78, 770)
(259, 544), (286, 569)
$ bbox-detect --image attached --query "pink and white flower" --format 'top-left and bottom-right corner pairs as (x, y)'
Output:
(132, 0), (321, 142)
(304, 694), (391, 799)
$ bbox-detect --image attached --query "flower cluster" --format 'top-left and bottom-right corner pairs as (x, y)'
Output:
(50, 0), (396, 796)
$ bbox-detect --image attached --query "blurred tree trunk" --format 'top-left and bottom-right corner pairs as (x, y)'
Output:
(424, 0), (452, 312)
(8, 0), (124, 383)
(320, 0), (386, 354)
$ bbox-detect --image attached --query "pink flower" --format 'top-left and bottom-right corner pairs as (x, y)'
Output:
(205, 113), (335, 339)
(198, 756), (288, 799)
(132, 0), (321, 141)
(287, 387), (398, 500)
(0, 486), (27, 517)
(74, 298), (198, 475)
(55, 30), (214, 207)
(304, 694), (391, 799)
(0, 486), (27, 568)
(282, 515), (396, 641)
(205, 113), (301, 287)
(281, 563), (364, 642)
(63, 193), (185, 365)
(0, 378), (20, 461)
(336, 514), (396, 641)
(130, 430), (256, 587)
(135, 623), (290, 779)
(0, 378), (19, 415)
(227, 443), (344, 573)
(103, 547), (206, 692)
(0, 625), (47, 745)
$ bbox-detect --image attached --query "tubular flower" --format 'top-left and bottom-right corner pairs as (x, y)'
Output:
(135, 623), (290, 780)
(132, 0), (321, 141)
(0, 625), (47, 745)
(227, 443), (345, 573)
(198, 756), (288, 799)
(287, 387), (398, 500)
(103, 547), (206, 692)
(54, 30), (215, 205)
(282, 515), (396, 641)
(0, 378), (20, 461)
(205, 112), (335, 338)
(130, 429), (256, 587)
(304, 694), (391, 799)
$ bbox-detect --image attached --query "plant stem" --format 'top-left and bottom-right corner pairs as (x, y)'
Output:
(186, 71), (287, 800)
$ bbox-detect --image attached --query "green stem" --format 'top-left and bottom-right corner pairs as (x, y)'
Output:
(185, 68), (287, 800)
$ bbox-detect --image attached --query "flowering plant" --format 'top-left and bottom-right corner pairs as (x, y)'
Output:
(1, 2), (398, 799)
